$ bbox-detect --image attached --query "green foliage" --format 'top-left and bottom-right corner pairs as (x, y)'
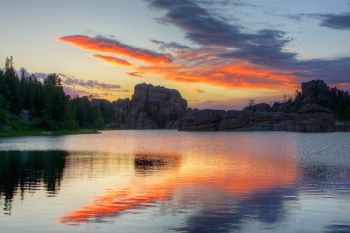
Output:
(39, 74), (68, 129)
(71, 96), (104, 129)
(0, 70), (9, 128)
(0, 95), (9, 127)
(0, 57), (115, 132)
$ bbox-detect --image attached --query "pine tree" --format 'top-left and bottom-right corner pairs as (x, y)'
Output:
(3, 57), (19, 113)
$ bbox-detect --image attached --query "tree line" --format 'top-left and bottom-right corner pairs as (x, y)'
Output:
(0, 57), (114, 130)
(260, 81), (350, 121)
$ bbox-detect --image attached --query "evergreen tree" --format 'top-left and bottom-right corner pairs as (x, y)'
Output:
(41, 74), (68, 129)
(2, 57), (19, 113)
(0, 95), (8, 128)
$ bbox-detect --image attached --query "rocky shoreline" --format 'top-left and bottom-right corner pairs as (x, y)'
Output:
(178, 104), (336, 132)
(108, 81), (350, 132)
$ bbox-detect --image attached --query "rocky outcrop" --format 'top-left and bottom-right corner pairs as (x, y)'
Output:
(294, 104), (335, 132)
(336, 121), (350, 132)
(301, 80), (329, 100)
(113, 83), (187, 129)
(243, 103), (272, 112)
(179, 104), (336, 132)
(179, 110), (297, 132)
(110, 81), (347, 132)
(180, 109), (225, 131)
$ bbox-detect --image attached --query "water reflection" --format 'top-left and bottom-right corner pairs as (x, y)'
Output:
(325, 224), (350, 233)
(0, 131), (350, 233)
(0, 151), (67, 214)
(134, 153), (181, 176)
(59, 151), (297, 225)
(303, 164), (350, 183)
(178, 188), (298, 233)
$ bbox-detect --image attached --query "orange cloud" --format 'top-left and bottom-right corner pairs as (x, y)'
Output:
(137, 61), (298, 90)
(59, 35), (171, 64)
(92, 54), (132, 66)
(59, 35), (300, 93)
(127, 72), (144, 78)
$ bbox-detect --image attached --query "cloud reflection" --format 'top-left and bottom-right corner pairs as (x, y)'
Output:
(59, 151), (297, 224)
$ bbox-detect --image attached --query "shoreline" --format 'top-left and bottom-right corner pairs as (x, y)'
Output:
(1, 129), (348, 139)
(0, 129), (100, 138)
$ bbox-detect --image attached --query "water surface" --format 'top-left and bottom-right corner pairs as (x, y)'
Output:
(0, 131), (349, 233)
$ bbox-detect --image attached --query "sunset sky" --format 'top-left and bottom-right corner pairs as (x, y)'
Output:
(1, 0), (350, 109)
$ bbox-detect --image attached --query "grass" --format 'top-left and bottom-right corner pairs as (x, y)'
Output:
(0, 128), (100, 138)
(0, 115), (100, 138)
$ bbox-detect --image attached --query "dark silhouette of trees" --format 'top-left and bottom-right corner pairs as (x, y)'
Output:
(0, 57), (111, 131)
(0, 151), (67, 214)
(70, 96), (104, 129)
(269, 81), (350, 120)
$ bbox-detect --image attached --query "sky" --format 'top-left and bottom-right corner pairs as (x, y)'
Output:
(0, 0), (350, 109)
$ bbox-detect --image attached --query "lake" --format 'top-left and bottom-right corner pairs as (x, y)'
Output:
(0, 130), (349, 233)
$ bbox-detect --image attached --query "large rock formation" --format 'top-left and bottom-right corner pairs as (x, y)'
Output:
(336, 121), (350, 132)
(112, 83), (187, 129)
(179, 103), (336, 132)
(180, 109), (226, 131)
(109, 81), (348, 132)
(294, 104), (335, 132)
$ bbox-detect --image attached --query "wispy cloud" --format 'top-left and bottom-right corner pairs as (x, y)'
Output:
(59, 35), (171, 64)
(127, 72), (144, 78)
(92, 54), (132, 66)
(59, 74), (121, 90)
(150, 39), (190, 51)
(61, 74), (130, 99)
(320, 13), (350, 30)
(30, 72), (127, 99)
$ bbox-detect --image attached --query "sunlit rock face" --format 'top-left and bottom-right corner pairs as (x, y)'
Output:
(112, 83), (187, 129)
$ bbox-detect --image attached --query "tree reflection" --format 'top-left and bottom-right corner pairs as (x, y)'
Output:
(0, 151), (67, 214)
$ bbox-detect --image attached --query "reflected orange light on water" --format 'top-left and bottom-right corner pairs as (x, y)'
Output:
(59, 151), (297, 223)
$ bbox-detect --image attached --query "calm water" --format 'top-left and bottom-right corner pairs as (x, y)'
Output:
(0, 131), (349, 233)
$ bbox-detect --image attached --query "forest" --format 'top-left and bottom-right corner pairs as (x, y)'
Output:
(0, 57), (114, 132)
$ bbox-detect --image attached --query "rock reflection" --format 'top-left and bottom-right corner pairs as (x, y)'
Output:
(0, 151), (67, 214)
(134, 153), (181, 176)
(302, 164), (350, 183)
